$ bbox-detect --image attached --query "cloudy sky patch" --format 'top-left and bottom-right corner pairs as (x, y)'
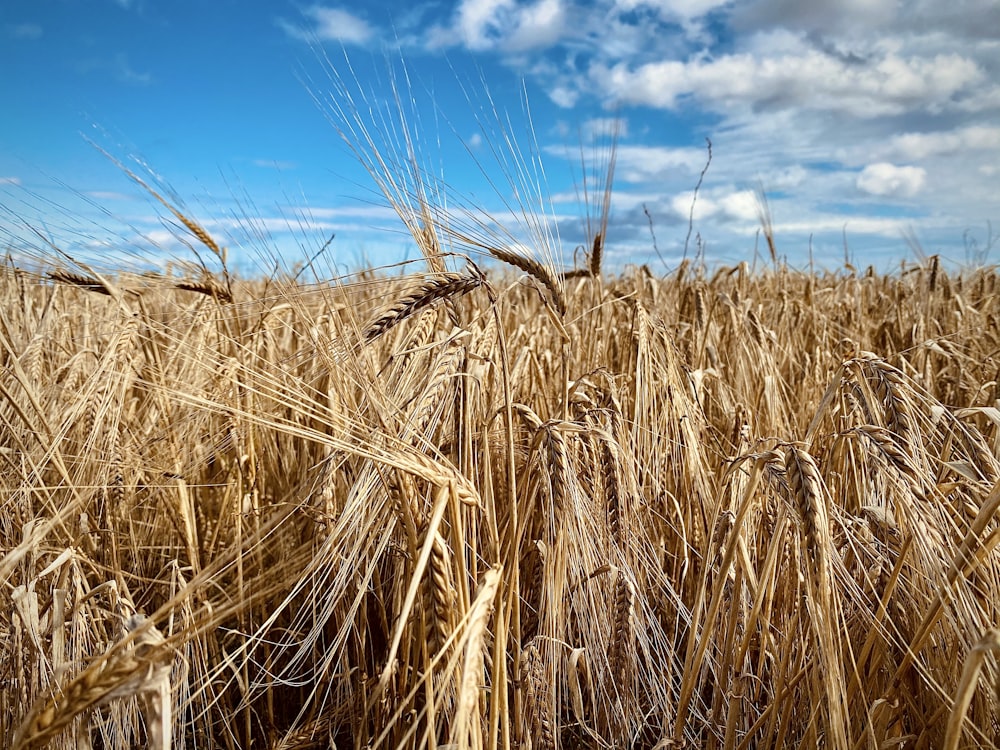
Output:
(1, 0), (997, 271)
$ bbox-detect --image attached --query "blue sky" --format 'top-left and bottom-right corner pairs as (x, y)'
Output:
(2, 0), (998, 274)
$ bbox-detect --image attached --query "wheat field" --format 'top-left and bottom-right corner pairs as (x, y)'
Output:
(3, 54), (1000, 749)
(3, 233), (1000, 749)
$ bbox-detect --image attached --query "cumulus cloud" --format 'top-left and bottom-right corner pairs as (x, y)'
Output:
(451, 0), (513, 50)
(548, 86), (579, 108)
(883, 125), (1000, 161)
(670, 190), (716, 220)
(273, 0), (997, 264)
(898, 0), (1000, 42)
(718, 189), (759, 221)
(732, 0), (898, 37)
(508, 0), (565, 50)
(433, 0), (566, 52)
(660, 187), (761, 223)
(589, 48), (983, 116)
(857, 163), (927, 198)
(280, 6), (374, 45)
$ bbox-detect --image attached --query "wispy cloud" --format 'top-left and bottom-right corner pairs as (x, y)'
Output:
(113, 53), (152, 84)
(0, 177), (22, 186)
(85, 190), (132, 201)
(602, 144), (708, 182)
(279, 6), (375, 45)
(300, 205), (403, 221)
(77, 53), (152, 85)
(252, 159), (298, 170)
(6, 23), (42, 40)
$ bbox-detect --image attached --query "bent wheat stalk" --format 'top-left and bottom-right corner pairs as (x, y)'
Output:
(364, 270), (485, 342)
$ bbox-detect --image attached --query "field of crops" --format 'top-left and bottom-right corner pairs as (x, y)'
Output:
(3, 233), (1000, 748)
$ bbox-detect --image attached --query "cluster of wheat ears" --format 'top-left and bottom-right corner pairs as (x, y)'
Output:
(4, 62), (1000, 750)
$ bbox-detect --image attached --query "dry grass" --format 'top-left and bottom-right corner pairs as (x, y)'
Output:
(4, 57), (1000, 750)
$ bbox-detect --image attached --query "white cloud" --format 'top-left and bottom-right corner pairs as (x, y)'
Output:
(884, 125), (1000, 161)
(670, 190), (717, 219)
(857, 163), (927, 198)
(452, 0), (516, 50)
(141, 228), (188, 248)
(508, 0), (566, 50)
(0, 177), (22, 186)
(22, 0), (993, 271)
(548, 86), (579, 108)
(657, 187), (761, 223)
(956, 85), (1000, 114)
(767, 165), (809, 190)
(718, 190), (758, 221)
(610, 144), (710, 182)
(437, 0), (566, 52)
(294, 205), (401, 221)
(778, 215), (911, 239)
(590, 48), (983, 117)
(281, 6), (374, 45)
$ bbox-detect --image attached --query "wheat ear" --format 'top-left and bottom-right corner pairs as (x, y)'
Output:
(943, 629), (1000, 750)
(521, 638), (555, 750)
(13, 614), (172, 750)
(48, 269), (113, 296)
(450, 566), (501, 749)
(486, 244), (566, 316)
(364, 271), (484, 342)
